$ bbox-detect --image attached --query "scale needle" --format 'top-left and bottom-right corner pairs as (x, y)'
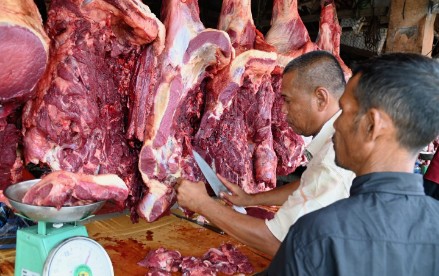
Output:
(85, 250), (91, 264)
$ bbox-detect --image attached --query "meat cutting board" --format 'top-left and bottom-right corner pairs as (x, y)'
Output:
(87, 213), (271, 275)
(0, 211), (271, 275)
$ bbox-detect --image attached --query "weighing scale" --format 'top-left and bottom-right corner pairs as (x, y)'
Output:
(4, 179), (114, 276)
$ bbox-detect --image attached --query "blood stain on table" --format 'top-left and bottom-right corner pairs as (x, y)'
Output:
(95, 236), (151, 275)
(146, 230), (153, 241)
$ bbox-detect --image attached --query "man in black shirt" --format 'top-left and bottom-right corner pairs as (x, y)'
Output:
(264, 53), (439, 275)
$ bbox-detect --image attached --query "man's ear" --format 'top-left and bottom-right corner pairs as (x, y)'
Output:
(364, 108), (392, 141)
(313, 87), (329, 111)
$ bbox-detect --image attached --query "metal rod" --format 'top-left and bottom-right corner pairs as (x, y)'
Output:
(38, 221), (47, 235)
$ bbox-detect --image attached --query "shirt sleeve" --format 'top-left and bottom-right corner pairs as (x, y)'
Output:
(266, 142), (353, 241)
(265, 224), (314, 276)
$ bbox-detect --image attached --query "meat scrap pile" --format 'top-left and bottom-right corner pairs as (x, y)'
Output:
(138, 243), (253, 275)
(0, 0), (351, 222)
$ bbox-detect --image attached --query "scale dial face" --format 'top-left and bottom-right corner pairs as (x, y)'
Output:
(43, 236), (113, 276)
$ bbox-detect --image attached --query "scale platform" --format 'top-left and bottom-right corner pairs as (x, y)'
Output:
(4, 179), (114, 276)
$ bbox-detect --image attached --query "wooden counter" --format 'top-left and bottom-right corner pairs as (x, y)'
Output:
(0, 212), (271, 275)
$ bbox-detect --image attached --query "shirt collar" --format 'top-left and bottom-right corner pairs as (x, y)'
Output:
(350, 172), (425, 196)
(305, 110), (341, 158)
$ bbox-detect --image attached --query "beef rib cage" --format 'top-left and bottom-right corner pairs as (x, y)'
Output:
(21, 0), (164, 213)
(137, 0), (234, 222)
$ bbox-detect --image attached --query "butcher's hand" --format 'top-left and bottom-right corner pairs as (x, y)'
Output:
(217, 174), (255, 207)
(176, 178), (213, 214)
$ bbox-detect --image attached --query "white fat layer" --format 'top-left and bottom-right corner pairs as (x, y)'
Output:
(137, 180), (168, 214)
(230, 50), (277, 85)
(181, 42), (217, 88)
(93, 174), (127, 189)
(168, 27), (192, 67)
(44, 146), (62, 171)
(145, 81), (171, 144)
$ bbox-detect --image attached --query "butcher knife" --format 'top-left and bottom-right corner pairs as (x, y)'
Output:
(171, 209), (225, 235)
(192, 150), (247, 214)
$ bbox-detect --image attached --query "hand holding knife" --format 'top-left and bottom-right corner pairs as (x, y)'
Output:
(192, 150), (247, 214)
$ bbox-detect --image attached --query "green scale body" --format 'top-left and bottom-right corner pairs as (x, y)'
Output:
(15, 222), (87, 276)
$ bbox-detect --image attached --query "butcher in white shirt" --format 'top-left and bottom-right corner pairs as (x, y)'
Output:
(176, 51), (355, 256)
(266, 110), (354, 241)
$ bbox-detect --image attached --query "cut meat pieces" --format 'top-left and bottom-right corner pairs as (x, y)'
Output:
(203, 243), (254, 275)
(22, 0), (164, 212)
(137, 247), (182, 273)
(218, 0), (275, 54)
(137, 0), (233, 222)
(316, 0), (352, 79)
(22, 170), (128, 209)
(0, 0), (49, 104)
(138, 243), (253, 275)
(180, 257), (215, 276)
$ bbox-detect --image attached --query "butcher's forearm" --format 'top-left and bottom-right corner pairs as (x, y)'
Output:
(201, 200), (281, 256)
(253, 179), (300, 206)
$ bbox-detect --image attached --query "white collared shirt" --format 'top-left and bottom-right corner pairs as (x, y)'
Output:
(266, 111), (355, 241)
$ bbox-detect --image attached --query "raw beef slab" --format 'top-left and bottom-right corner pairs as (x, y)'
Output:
(137, 0), (233, 221)
(0, 0), (49, 190)
(22, 170), (128, 209)
(21, 0), (164, 215)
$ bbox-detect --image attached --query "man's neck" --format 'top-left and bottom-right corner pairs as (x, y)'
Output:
(356, 143), (417, 176)
(312, 108), (340, 137)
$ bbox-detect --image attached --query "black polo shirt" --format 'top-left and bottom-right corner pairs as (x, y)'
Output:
(263, 172), (439, 276)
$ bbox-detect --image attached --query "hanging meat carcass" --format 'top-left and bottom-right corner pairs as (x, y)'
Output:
(265, 0), (319, 66)
(22, 0), (164, 206)
(136, 0), (234, 221)
(0, 0), (50, 190)
(265, 0), (313, 53)
(0, 119), (22, 190)
(194, 51), (282, 192)
(193, 0), (304, 194)
(0, 0), (49, 105)
(266, 0), (351, 77)
(218, 0), (275, 54)
(316, 0), (352, 78)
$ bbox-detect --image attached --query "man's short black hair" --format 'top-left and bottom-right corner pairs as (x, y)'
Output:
(353, 53), (439, 152)
(283, 51), (346, 98)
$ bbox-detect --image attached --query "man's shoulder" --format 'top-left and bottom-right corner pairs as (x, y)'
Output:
(291, 198), (353, 239)
(305, 137), (355, 182)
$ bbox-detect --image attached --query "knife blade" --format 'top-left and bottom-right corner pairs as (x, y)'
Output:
(192, 150), (247, 214)
(171, 210), (225, 235)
